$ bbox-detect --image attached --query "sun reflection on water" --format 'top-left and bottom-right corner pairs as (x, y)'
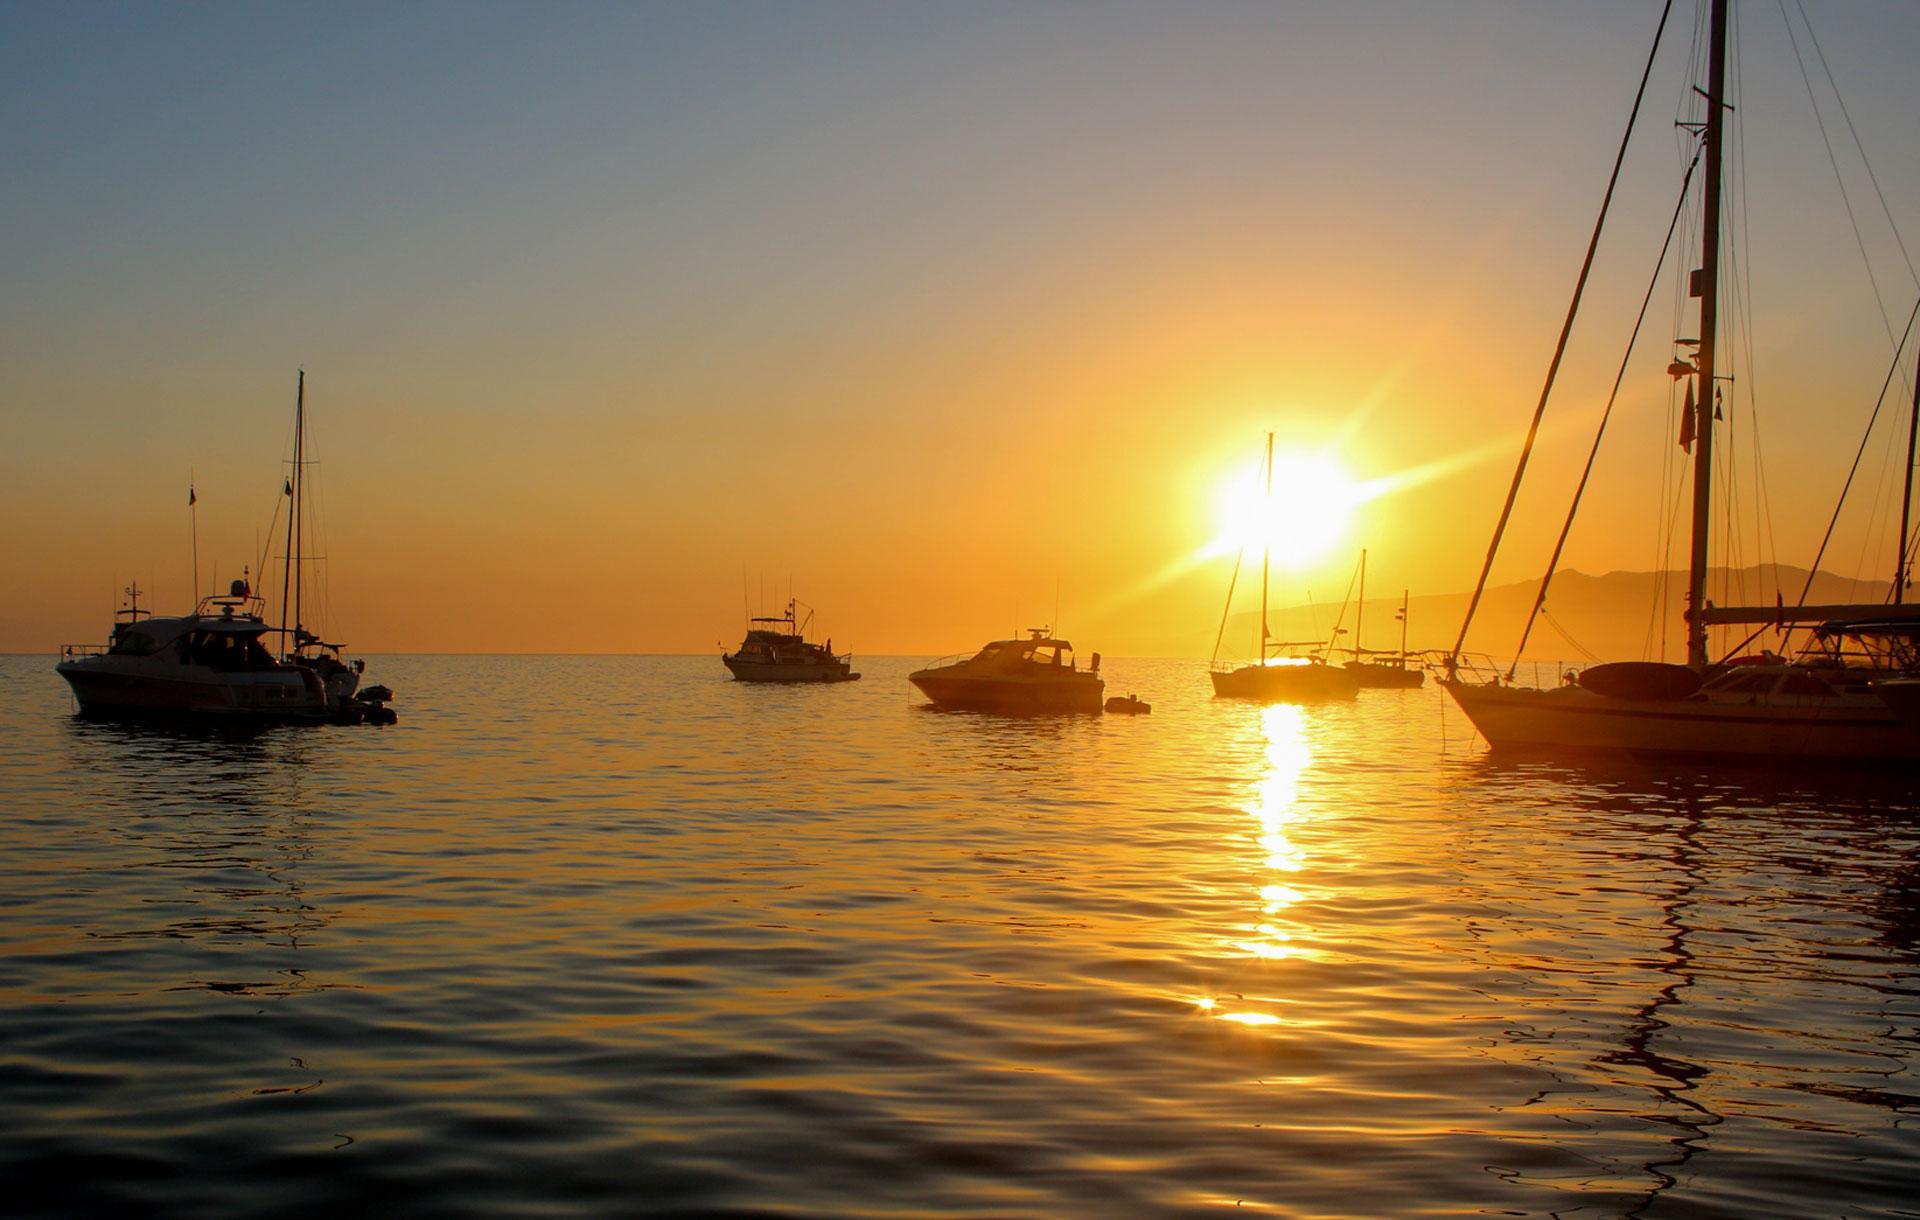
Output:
(1203, 704), (1318, 1027)
(1234, 704), (1312, 964)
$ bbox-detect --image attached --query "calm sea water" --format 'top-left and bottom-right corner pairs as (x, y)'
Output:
(2, 653), (1918, 1218)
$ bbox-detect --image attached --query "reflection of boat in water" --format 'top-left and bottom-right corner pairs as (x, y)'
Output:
(1440, 0), (1919, 761)
(909, 628), (1103, 713)
(722, 598), (859, 683)
(1209, 433), (1360, 702)
(55, 372), (395, 724)
(1338, 551), (1424, 689)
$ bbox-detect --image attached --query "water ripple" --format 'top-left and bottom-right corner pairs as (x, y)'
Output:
(2, 655), (1918, 1216)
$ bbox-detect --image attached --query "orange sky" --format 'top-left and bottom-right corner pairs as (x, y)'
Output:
(5, 3), (1920, 656)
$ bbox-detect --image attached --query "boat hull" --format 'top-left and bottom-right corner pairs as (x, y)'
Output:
(56, 658), (329, 719)
(1345, 661), (1425, 689)
(1440, 676), (1919, 761)
(908, 670), (1103, 714)
(723, 654), (859, 683)
(1872, 678), (1920, 737)
(1211, 663), (1359, 701)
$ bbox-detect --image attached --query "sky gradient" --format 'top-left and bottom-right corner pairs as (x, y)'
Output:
(6, 1), (1920, 656)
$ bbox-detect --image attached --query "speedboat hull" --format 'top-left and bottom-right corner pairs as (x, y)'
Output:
(1211, 662), (1359, 701)
(908, 669), (1103, 714)
(1440, 676), (1918, 761)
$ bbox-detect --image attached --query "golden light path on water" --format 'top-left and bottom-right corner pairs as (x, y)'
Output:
(1199, 702), (1313, 1026)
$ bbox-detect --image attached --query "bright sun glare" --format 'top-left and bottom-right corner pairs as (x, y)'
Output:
(1209, 450), (1363, 570)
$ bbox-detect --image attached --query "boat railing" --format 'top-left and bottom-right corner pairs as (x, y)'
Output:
(1444, 652), (1509, 685)
(195, 591), (267, 620)
(920, 649), (984, 671)
(60, 643), (108, 659)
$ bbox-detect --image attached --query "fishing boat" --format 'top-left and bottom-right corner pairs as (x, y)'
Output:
(1209, 433), (1360, 701)
(909, 628), (1104, 713)
(1440, 0), (1919, 761)
(56, 372), (395, 724)
(1339, 551), (1424, 689)
(722, 598), (859, 683)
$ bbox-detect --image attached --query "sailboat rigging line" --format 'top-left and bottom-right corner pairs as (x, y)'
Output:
(1325, 554), (1362, 656)
(1447, 0), (1676, 672)
(1777, 7), (1903, 370)
(1210, 546), (1246, 666)
(1786, 0), (1920, 306)
(1902, 362), (1920, 601)
(1779, 296), (1920, 652)
(1508, 152), (1701, 676)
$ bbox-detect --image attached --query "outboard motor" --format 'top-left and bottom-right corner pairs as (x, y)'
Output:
(1090, 652), (1101, 673)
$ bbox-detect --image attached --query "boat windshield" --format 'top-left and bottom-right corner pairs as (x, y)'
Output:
(185, 629), (278, 671)
(1806, 621), (1920, 672)
(971, 640), (1074, 669)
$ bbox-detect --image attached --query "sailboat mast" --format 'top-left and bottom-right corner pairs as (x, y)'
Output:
(1685, 0), (1729, 668)
(292, 370), (305, 645)
(1355, 548), (1367, 657)
(1400, 588), (1409, 660)
(279, 371), (301, 652)
(1897, 366), (1919, 603)
(1260, 432), (1273, 662)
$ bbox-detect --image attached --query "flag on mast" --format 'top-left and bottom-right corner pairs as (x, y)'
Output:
(188, 484), (196, 506)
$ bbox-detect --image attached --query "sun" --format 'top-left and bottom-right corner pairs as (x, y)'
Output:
(1209, 449), (1362, 570)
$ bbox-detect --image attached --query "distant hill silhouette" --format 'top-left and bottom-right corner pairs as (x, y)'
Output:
(1220, 565), (1895, 665)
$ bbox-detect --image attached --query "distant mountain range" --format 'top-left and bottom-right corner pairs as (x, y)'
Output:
(1220, 564), (1896, 666)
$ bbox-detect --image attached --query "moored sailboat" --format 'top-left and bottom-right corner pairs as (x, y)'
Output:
(1440, 0), (1918, 761)
(1209, 433), (1360, 701)
(1339, 551), (1424, 689)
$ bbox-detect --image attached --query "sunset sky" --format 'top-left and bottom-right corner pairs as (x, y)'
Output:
(6, 1), (1920, 656)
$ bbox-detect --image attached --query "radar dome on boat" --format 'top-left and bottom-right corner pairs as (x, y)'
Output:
(230, 578), (250, 598)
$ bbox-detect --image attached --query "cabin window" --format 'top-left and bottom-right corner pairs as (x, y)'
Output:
(1778, 673), (1835, 698)
(108, 630), (163, 657)
(1722, 673), (1780, 695)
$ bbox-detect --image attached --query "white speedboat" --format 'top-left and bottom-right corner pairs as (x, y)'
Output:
(910, 628), (1104, 713)
(1440, 0), (1920, 762)
(722, 598), (859, 683)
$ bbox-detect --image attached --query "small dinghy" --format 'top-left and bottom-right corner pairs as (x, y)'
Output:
(1104, 694), (1150, 715)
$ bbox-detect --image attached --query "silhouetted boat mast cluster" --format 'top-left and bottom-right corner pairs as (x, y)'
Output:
(1441, 0), (1920, 762)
